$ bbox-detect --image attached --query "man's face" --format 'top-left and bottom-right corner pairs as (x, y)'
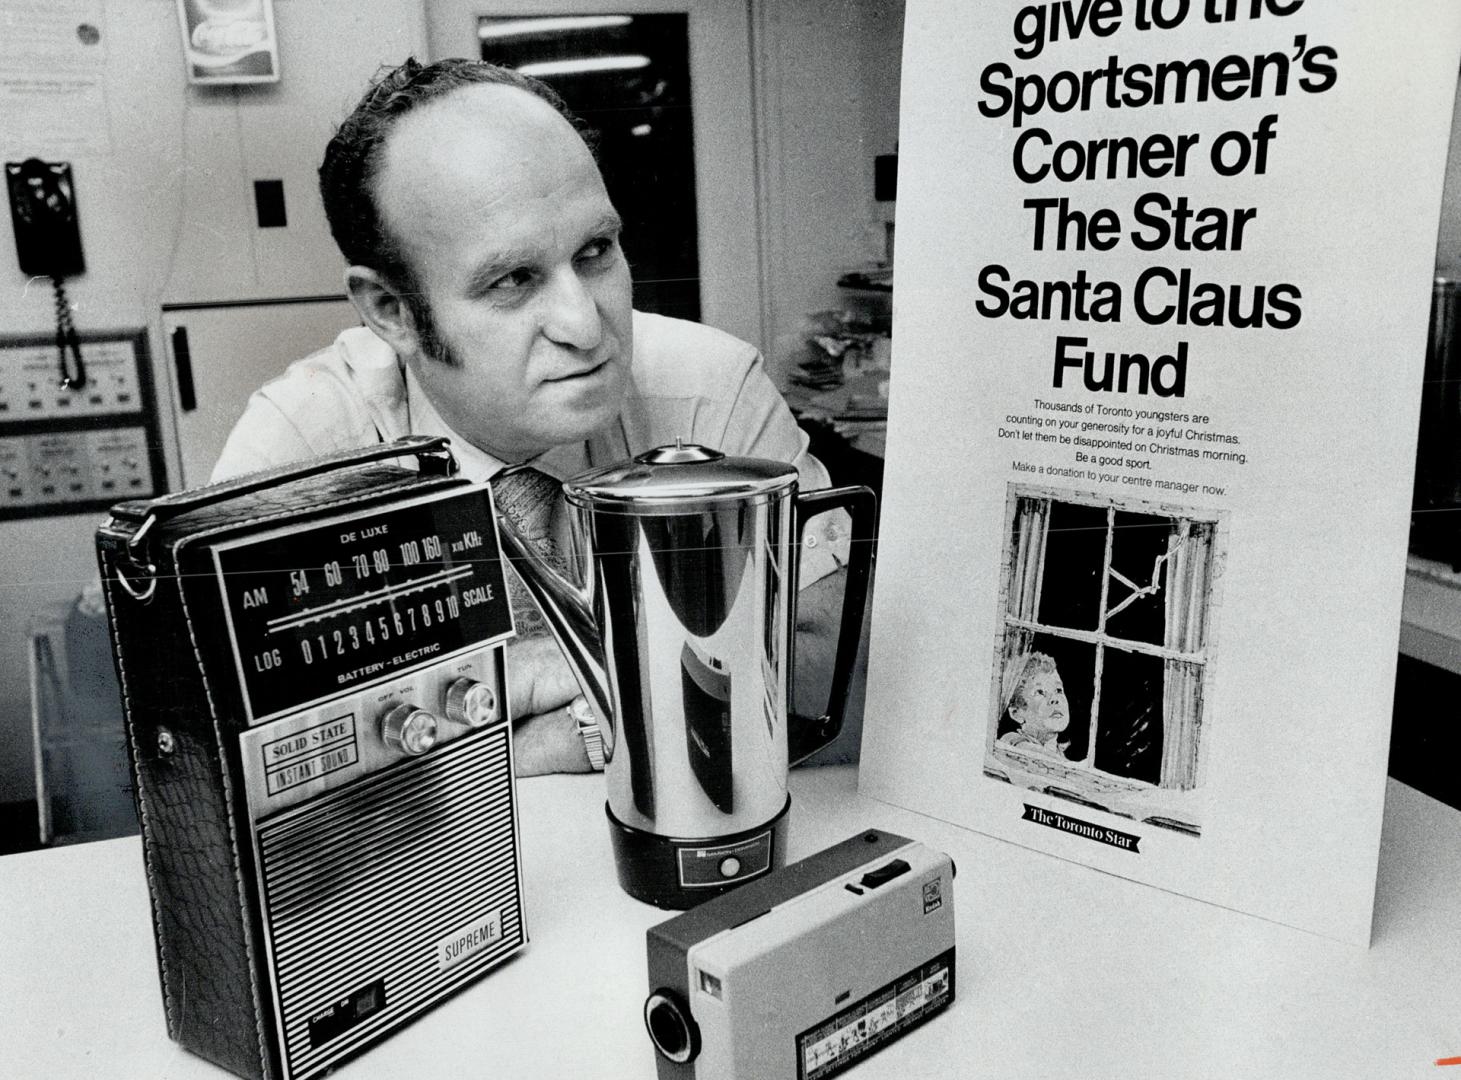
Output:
(1012, 668), (1070, 738)
(374, 84), (633, 461)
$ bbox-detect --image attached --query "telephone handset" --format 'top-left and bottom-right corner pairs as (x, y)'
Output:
(6, 158), (87, 389)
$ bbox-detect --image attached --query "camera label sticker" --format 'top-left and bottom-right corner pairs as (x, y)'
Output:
(922, 877), (943, 914)
(796, 947), (956, 1080)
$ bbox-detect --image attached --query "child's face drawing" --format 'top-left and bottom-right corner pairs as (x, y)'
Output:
(1013, 669), (1070, 738)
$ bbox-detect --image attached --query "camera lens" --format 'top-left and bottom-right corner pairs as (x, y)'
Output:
(644, 990), (698, 1064)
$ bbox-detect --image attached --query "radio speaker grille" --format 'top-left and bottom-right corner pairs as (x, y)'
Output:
(256, 725), (524, 1080)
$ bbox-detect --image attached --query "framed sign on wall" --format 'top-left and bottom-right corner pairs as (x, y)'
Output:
(175, 0), (279, 85)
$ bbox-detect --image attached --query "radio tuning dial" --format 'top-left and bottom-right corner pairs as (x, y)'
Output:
(444, 677), (499, 728)
(380, 704), (439, 756)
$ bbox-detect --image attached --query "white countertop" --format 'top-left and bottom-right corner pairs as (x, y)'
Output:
(1403, 554), (1461, 674)
(2, 765), (1459, 1079)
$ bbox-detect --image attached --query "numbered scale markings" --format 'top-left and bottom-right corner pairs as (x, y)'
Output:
(213, 492), (513, 723)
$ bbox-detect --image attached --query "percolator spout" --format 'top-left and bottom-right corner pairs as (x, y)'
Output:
(493, 511), (614, 760)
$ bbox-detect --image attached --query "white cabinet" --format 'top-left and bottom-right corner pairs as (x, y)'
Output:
(161, 297), (360, 488)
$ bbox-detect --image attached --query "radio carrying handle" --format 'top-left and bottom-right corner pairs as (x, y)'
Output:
(110, 435), (459, 600)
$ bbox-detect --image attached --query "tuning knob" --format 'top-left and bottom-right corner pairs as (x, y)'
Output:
(444, 677), (499, 728)
(381, 703), (439, 755)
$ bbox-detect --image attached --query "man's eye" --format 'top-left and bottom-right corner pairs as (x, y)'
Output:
(489, 268), (535, 291)
(578, 237), (615, 262)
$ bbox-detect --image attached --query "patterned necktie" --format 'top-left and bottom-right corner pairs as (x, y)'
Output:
(490, 465), (567, 637)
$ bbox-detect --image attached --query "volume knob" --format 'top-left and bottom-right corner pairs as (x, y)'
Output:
(381, 704), (439, 756)
(444, 677), (499, 728)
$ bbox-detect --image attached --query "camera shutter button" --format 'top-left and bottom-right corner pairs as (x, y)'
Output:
(859, 858), (911, 890)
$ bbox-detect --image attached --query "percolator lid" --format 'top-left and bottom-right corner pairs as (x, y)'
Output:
(563, 441), (798, 508)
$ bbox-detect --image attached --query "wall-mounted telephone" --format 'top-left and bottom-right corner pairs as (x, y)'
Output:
(6, 158), (87, 389)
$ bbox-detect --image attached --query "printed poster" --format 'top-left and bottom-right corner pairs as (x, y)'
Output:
(859, 0), (1461, 945)
(0, 0), (111, 157)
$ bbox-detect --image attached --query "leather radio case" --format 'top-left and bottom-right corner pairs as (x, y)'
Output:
(96, 437), (469, 1080)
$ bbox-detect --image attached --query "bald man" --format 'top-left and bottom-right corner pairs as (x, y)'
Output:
(212, 58), (854, 776)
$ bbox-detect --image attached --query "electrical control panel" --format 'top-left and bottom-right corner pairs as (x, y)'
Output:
(0, 330), (166, 518)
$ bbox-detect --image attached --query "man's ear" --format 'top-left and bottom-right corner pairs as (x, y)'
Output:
(345, 265), (420, 359)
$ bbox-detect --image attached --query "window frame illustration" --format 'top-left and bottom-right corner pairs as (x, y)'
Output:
(985, 484), (1227, 836)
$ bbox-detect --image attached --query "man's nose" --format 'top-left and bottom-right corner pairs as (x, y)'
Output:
(541, 267), (603, 350)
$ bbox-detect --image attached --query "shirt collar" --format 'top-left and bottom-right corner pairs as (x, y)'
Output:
(336, 326), (410, 445)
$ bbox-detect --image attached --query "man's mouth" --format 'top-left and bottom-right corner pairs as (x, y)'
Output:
(545, 358), (610, 382)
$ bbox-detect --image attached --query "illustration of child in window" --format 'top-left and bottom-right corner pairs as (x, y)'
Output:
(997, 652), (1072, 758)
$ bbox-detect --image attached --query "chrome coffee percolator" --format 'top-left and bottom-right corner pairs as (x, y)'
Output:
(496, 442), (875, 908)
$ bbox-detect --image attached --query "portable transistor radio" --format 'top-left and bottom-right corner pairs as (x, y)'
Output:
(96, 437), (526, 1080)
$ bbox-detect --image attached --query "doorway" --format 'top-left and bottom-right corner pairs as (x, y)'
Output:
(481, 14), (701, 321)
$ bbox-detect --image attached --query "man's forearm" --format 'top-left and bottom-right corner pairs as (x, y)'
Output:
(506, 633), (581, 719)
(506, 632), (594, 776)
(513, 705), (594, 775)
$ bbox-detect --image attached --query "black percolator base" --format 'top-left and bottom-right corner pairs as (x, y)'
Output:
(605, 797), (792, 910)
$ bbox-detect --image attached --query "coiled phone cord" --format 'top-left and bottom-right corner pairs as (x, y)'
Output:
(52, 275), (86, 390)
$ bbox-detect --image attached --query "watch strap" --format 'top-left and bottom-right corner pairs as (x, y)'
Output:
(569, 696), (605, 771)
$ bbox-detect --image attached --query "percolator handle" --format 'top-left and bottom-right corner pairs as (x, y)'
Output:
(788, 484), (878, 764)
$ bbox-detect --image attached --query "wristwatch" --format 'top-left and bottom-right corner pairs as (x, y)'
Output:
(568, 695), (605, 771)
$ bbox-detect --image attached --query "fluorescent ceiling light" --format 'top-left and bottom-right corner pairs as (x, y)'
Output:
(518, 55), (651, 77)
(479, 16), (632, 40)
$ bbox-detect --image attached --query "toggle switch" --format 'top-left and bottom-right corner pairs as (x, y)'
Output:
(381, 703), (439, 755)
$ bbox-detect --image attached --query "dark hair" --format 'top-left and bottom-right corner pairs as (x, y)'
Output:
(319, 57), (585, 287)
